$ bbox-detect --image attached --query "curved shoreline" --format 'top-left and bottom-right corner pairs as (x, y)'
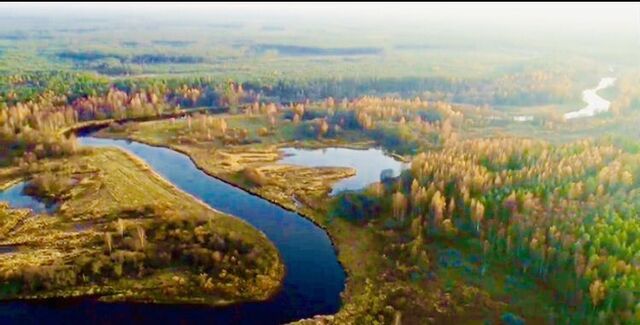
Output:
(0, 177), (25, 191)
(0, 147), (286, 307)
(56, 115), (370, 321)
(563, 77), (616, 120)
(87, 133), (351, 309)
(96, 147), (288, 304)
(75, 130), (348, 323)
(59, 105), (232, 137)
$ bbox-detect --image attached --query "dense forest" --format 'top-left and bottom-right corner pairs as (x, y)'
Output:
(0, 71), (550, 164)
(329, 136), (640, 323)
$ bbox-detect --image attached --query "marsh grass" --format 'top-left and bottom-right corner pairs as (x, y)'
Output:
(0, 148), (284, 305)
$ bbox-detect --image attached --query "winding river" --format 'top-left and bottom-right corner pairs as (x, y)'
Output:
(1, 134), (347, 324)
(564, 77), (616, 120)
(0, 129), (404, 324)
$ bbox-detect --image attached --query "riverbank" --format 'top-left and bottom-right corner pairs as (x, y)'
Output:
(90, 121), (423, 322)
(92, 120), (394, 319)
(94, 122), (359, 210)
(0, 147), (284, 306)
(89, 129), (354, 307)
(91, 116), (565, 323)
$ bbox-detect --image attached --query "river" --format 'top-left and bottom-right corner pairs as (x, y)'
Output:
(564, 77), (616, 120)
(0, 135), (347, 324)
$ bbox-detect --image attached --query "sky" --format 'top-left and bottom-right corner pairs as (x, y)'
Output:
(1, 2), (638, 44)
(1, 2), (638, 27)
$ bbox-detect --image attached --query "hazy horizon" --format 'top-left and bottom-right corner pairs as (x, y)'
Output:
(1, 2), (639, 32)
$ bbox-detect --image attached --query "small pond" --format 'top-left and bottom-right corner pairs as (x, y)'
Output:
(0, 182), (58, 214)
(279, 147), (407, 194)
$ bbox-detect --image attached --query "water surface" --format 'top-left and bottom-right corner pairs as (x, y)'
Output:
(0, 136), (345, 325)
(279, 147), (406, 194)
(0, 181), (58, 214)
(0, 245), (18, 255)
(564, 77), (616, 120)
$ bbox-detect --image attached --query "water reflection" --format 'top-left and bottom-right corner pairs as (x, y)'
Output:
(279, 147), (407, 194)
(0, 182), (58, 214)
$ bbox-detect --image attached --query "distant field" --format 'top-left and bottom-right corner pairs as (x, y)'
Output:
(0, 15), (621, 83)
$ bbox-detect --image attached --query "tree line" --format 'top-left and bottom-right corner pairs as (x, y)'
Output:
(332, 137), (640, 323)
